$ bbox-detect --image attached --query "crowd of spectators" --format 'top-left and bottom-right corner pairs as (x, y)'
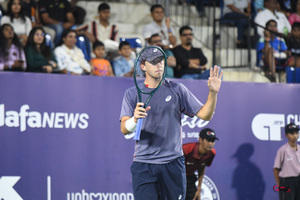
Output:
(0, 0), (300, 83)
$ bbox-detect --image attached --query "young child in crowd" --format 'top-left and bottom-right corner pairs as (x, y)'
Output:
(113, 41), (134, 77)
(89, 41), (114, 76)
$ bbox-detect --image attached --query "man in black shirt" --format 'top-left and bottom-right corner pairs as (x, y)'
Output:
(172, 26), (221, 79)
(39, 0), (75, 45)
(287, 22), (300, 67)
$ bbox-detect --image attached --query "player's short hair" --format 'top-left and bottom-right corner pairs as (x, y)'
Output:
(292, 22), (300, 30)
(179, 26), (193, 36)
(149, 33), (161, 44)
(98, 3), (110, 12)
(119, 41), (131, 50)
(150, 4), (165, 13)
(266, 19), (277, 27)
(93, 40), (104, 50)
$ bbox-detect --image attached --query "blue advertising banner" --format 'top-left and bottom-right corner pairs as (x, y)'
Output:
(0, 72), (300, 200)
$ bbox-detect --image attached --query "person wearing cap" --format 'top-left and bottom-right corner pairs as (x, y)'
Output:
(273, 122), (300, 200)
(120, 45), (223, 200)
(183, 128), (218, 200)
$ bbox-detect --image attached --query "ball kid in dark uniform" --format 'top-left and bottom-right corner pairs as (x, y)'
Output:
(183, 128), (218, 200)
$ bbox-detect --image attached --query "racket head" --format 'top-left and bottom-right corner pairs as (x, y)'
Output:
(133, 46), (167, 99)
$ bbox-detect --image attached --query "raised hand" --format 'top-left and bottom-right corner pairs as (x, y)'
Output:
(208, 65), (223, 93)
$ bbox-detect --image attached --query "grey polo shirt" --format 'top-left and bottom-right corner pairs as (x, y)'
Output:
(274, 142), (300, 178)
(120, 80), (203, 164)
(143, 20), (176, 46)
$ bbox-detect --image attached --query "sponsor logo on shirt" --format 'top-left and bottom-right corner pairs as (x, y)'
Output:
(186, 162), (194, 165)
(286, 158), (293, 161)
(165, 95), (171, 102)
(201, 163), (206, 165)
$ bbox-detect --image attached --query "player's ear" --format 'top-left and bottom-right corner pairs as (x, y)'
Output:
(140, 63), (146, 71)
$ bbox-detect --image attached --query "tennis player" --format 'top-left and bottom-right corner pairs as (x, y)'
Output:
(119, 46), (223, 200)
(183, 128), (218, 200)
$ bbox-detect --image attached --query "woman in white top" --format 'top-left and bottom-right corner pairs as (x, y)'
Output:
(1, 0), (32, 46)
(54, 29), (91, 75)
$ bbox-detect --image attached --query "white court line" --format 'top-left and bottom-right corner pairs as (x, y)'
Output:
(47, 176), (51, 200)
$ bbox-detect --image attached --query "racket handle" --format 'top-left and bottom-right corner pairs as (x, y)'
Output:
(133, 118), (143, 140)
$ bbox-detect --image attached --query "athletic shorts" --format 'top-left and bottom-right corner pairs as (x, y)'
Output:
(131, 156), (186, 200)
(279, 175), (300, 200)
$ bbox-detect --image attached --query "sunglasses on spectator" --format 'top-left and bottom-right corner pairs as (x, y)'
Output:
(181, 33), (194, 37)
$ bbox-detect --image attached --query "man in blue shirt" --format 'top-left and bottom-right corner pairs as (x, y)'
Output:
(119, 46), (223, 200)
(257, 19), (288, 82)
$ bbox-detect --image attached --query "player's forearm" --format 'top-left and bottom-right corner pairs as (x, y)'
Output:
(121, 117), (136, 135)
(196, 91), (217, 121)
(273, 168), (280, 185)
(169, 35), (176, 46)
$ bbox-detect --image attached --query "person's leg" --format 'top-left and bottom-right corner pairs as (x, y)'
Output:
(295, 175), (300, 200)
(46, 24), (64, 46)
(131, 162), (160, 200)
(279, 177), (295, 200)
(195, 0), (205, 17)
(265, 47), (276, 82)
(185, 175), (197, 200)
(157, 156), (186, 200)
(222, 12), (248, 44)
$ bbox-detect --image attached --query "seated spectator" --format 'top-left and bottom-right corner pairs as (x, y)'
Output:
(255, 0), (291, 37)
(39, 0), (75, 46)
(286, 22), (300, 67)
(148, 33), (176, 78)
(143, 4), (176, 49)
(277, 0), (293, 17)
(222, 0), (251, 48)
(0, 23), (26, 71)
(1, 0), (32, 46)
(89, 41), (114, 77)
(288, 0), (300, 26)
(257, 20), (288, 82)
(70, 0), (86, 25)
(54, 29), (91, 75)
(76, 3), (119, 58)
(113, 41), (135, 77)
(25, 27), (58, 73)
(172, 26), (219, 80)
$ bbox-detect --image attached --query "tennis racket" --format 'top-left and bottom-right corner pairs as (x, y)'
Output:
(133, 46), (167, 140)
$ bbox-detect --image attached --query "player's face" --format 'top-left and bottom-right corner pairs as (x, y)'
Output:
(99, 9), (110, 22)
(63, 32), (77, 49)
(119, 45), (132, 58)
(142, 60), (165, 80)
(93, 46), (106, 59)
(200, 138), (215, 152)
(151, 8), (164, 22)
(285, 131), (299, 143)
(180, 29), (193, 45)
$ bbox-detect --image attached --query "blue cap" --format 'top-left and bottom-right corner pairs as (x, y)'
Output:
(140, 46), (164, 64)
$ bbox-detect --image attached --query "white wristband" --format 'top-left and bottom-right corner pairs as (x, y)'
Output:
(125, 117), (137, 132)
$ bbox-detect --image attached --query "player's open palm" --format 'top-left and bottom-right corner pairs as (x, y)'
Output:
(208, 66), (223, 93)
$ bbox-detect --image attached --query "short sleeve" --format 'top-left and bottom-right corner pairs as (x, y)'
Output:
(176, 82), (203, 117)
(119, 88), (137, 121)
(280, 39), (288, 51)
(273, 148), (283, 169)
